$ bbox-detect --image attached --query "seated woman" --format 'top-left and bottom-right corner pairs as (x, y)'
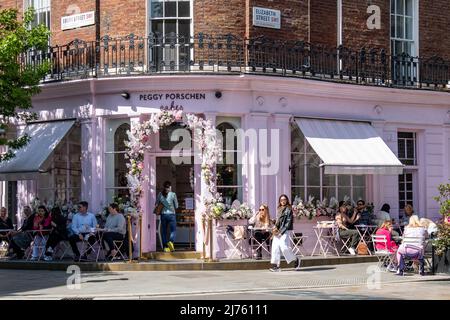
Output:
(102, 203), (127, 260)
(395, 215), (428, 276)
(30, 206), (52, 261)
(375, 220), (398, 253)
(248, 204), (273, 260)
(43, 207), (68, 261)
(335, 201), (360, 255)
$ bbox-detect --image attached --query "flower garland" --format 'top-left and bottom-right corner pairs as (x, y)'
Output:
(125, 110), (222, 219)
(222, 203), (254, 220)
(292, 195), (317, 220)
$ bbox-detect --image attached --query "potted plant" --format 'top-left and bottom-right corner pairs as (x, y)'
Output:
(432, 183), (450, 274)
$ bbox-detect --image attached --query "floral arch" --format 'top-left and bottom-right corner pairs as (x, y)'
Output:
(125, 109), (223, 218)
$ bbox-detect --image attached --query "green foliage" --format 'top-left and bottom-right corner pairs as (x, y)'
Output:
(0, 7), (50, 162)
(433, 183), (450, 256)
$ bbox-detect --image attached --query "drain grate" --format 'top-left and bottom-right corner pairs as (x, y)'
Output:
(61, 297), (94, 300)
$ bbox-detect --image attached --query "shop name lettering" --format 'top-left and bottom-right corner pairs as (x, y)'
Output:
(139, 93), (206, 101)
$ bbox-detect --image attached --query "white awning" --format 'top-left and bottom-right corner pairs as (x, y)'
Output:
(295, 118), (404, 175)
(0, 120), (76, 180)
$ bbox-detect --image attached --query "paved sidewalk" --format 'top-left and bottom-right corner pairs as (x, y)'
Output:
(0, 262), (449, 300)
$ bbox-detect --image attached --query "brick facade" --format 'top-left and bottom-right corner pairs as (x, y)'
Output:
(1, 0), (450, 60)
(248, 0), (309, 42)
(194, 0), (247, 39)
(419, 1), (450, 60)
(100, 0), (146, 39)
(342, 0), (390, 51)
(51, 0), (96, 45)
(310, 0), (336, 48)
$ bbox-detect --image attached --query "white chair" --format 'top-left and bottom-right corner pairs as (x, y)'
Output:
(54, 241), (72, 260)
(224, 225), (247, 259)
(78, 233), (102, 262)
(248, 226), (271, 259)
(110, 239), (127, 261)
(289, 231), (308, 257)
(371, 234), (395, 271)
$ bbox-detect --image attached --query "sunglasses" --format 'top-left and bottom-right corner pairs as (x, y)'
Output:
(259, 208), (265, 211)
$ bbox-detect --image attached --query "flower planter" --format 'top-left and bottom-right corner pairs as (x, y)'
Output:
(432, 248), (450, 275)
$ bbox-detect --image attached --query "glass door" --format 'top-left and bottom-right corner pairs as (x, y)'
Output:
(155, 156), (195, 250)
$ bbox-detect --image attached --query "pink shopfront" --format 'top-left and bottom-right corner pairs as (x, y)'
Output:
(1, 74), (449, 259)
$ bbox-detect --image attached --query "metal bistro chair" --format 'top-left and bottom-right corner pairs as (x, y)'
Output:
(399, 235), (426, 274)
(248, 226), (271, 259)
(289, 231), (308, 257)
(110, 239), (127, 261)
(79, 232), (103, 262)
(225, 225), (247, 259)
(371, 234), (396, 271)
(54, 241), (72, 260)
(26, 230), (49, 261)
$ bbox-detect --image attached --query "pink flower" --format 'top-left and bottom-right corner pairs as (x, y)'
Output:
(141, 135), (149, 143)
(138, 162), (144, 170)
(175, 110), (183, 121)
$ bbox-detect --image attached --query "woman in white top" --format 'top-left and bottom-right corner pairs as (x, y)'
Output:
(375, 203), (391, 227)
(395, 215), (428, 276)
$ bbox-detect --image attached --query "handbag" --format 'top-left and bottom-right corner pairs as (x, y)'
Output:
(153, 203), (164, 215)
(356, 241), (369, 255)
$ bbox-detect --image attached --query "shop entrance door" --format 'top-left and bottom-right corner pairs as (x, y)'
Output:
(155, 156), (195, 251)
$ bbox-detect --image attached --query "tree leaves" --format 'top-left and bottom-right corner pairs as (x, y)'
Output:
(0, 8), (50, 163)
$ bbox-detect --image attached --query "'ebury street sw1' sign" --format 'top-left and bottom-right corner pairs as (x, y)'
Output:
(252, 7), (281, 29)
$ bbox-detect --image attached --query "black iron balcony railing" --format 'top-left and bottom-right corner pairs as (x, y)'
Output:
(21, 33), (450, 91)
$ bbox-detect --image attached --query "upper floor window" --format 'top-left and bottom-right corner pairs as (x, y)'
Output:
(149, 0), (192, 71)
(26, 0), (51, 29)
(397, 132), (417, 166)
(391, 0), (416, 56)
(150, 0), (191, 39)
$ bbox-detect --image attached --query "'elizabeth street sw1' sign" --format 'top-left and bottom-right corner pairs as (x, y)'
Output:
(252, 7), (281, 29)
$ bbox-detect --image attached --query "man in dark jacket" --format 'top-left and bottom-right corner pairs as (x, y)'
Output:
(8, 206), (35, 259)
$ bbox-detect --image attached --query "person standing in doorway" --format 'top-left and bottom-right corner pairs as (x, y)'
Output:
(156, 181), (178, 252)
(269, 195), (300, 272)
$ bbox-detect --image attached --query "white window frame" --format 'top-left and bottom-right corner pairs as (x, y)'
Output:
(216, 118), (243, 205)
(25, 0), (51, 29)
(390, 0), (419, 57)
(104, 119), (131, 204)
(397, 131), (417, 166)
(290, 125), (367, 203)
(148, 0), (193, 69)
(36, 128), (81, 205)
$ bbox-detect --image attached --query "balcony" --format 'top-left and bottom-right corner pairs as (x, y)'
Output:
(22, 33), (450, 91)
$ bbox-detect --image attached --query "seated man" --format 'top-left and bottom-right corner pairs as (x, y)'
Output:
(355, 200), (371, 225)
(335, 201), (360, 255)
(8, 206), (34, 259)
(102, 203), (127, 260)
(0, 207), (14, 245)
(68, 201), (97, 261)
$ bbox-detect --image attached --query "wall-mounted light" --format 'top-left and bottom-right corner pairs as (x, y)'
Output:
(121, 92), (130, 100)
